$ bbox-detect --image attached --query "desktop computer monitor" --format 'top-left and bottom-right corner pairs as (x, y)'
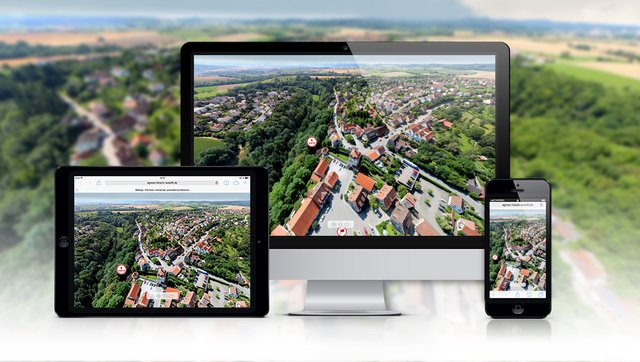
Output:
(181, 42), (510, 315)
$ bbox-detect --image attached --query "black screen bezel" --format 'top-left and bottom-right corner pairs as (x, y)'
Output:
(484, 178), (552, 318)
(180, 41), (511, 249)
(55, 166), (269, 317)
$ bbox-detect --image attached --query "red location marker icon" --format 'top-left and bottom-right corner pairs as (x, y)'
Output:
(336, 226), (348, 236)
(116, 264), (127, 275)
(306, 136), (318, 148)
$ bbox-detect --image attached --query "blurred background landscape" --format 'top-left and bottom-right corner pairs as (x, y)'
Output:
(0, 0), (638, 327)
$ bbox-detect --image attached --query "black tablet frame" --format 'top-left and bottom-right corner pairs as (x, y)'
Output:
(55, 166), (269, 317)
(181, 41), (510, 249)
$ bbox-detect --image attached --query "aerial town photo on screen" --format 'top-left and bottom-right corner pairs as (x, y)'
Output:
(193, 55), (496, 238)
(73, 193), (251, 308)
(488, 208), (547, 295)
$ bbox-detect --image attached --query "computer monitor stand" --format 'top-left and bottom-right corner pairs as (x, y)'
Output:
(290, 280), (400, 316)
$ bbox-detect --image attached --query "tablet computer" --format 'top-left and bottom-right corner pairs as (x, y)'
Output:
(55, 166), (269, 317)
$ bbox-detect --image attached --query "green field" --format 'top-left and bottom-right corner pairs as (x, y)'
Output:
(546, 61), (640, 92)
(194, 86), (228, 100)
(194, 137), (226, 160)
(195, 75), (301, 100)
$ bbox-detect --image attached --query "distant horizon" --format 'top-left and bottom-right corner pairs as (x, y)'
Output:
(1, 1), (639, 28)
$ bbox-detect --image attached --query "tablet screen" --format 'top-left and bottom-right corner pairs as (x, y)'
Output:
(72, 175), (251, 309)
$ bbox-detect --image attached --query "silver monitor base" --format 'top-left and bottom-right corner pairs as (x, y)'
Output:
(290, 280), (400, 316)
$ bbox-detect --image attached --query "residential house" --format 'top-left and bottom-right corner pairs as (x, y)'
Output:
(415, 219), (439, 236)
(390, 203), (412, 234)
(210, 123), (224, 132)
(348, 148), (361, 169)
(365, 150), (381, 162)
(170, 266), (181, 276)
(400, 193), (417, 209)
(112, 114), (137, 136)
(124, 282), (141, 307)
(343, 124), (357, 134)
(270, 225), (291, 236)
(467, 178), (485, 199)
(165, 287), (181, 301)
(363, 126), (376, 141)
(439, 119), (453, 129)
(324, 171), (340, 190)
(374, 125), (388, 138)
(166, 245), (184, 261)
(330, 132), (341, 147)
(135, 292), (150, 308)
(354, 172), (375, 193)
(112, 137), (139, 166)
(455, 218), (481, 236)
(375, 184), (397, 211)
(353, 126), (364, 138)
(386, 135), (400, 150)
(308, 182), (330, 207)
(183, 291), (197, 308)
(311, 158), (330, 182)
(447, 195), (464, 213)
(498, 263), (506, 277)
(198, 293), (211, 308)
(137, 257), (149, 272)
(348, 185), (368, 212)
(74, 128), (103, 155)
(286, 197), (321, 236)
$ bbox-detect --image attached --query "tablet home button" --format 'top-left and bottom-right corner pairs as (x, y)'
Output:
(58, 236), (69, 248)
(512, 303), (524, 315)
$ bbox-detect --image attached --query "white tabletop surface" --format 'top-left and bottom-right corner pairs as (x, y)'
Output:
(2, 280), (638, 361)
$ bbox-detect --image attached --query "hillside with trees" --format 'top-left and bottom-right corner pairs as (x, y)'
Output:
(510, 58), (640, 296)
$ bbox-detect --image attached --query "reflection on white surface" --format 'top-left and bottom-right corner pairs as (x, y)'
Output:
(486, 319), (552, 339)
(0, 279), (639, 361)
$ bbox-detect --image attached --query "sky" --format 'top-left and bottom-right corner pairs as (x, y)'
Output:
(1, 0), (639, 26)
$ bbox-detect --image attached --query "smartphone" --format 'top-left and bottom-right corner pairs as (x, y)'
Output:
(485, 179), (551, 318)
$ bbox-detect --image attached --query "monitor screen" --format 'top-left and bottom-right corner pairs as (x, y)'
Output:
(191, 54), (495, 238)
(73, 175), (251, 309)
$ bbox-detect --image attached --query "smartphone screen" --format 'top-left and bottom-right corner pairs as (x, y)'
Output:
(488, 199), (547, 299)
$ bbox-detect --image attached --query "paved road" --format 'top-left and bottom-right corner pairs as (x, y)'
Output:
(60, 92), (121, 166)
